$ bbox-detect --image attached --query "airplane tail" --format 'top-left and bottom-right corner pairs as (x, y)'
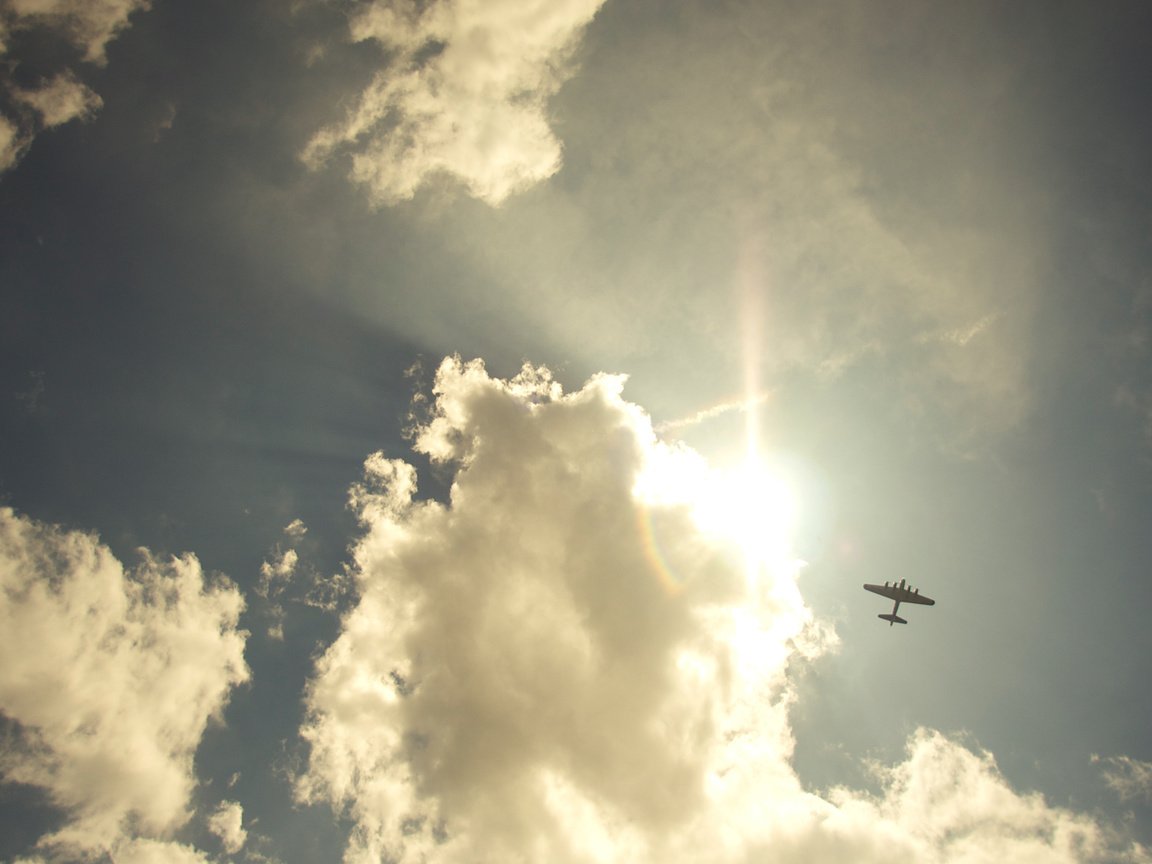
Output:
(879, 614), (907, 626)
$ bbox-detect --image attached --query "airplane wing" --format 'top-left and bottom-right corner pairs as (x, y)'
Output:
(901, 588), (935, 606)
(863, 583), (900, 601)
(863, 583), (935, 605)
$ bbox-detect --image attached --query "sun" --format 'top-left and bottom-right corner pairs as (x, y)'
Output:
(635, 442), (799, 585)
(689, 452), (798, 577)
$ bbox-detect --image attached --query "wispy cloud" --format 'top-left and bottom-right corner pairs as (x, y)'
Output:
(13, 369), (45, 415)
(655, 392), (773, 435)
(259, 543), (299, 641)
(1094, 754), (1152, 804)
(256, 518), (352, 639)
(0, 507), (248, 858)
(916, 312), (1001, 348)
(303, 0), (607, 206)
(296, 357), (1144, 863)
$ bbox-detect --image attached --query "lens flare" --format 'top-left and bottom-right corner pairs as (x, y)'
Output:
(633, 444), (798, 593)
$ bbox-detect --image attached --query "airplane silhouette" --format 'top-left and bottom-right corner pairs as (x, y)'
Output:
(863, 579), (935, 626)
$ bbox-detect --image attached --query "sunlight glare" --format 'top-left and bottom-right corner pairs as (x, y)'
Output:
(634, 443), (799, 584)
(691, 453), (798, 578)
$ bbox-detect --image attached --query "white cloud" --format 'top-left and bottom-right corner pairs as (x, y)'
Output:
(258, 546), (298, 641)
(304, 0), (607, 206)
(654, 392), (773, 436)
(0, 508), (249, 858)
(283, 518), (307, 539)
(258, 519), (327, 639)
(297, 357), (1144, 864)
(206, 800), (247, 855)
(12, 70), (102, 127)
(812, 730), (1138, 864)
(259, 547), (299, 594)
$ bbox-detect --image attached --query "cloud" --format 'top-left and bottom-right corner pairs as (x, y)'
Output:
(303, 0), (607, 206)
(916, 313), (1001, 349)
(283, 518), (307, 540)
(6, 839), (218, 864)
(810, 730), (1140, 864)
(206, 800), (247, 855)
(259, 547), (299, 594)
(256, 518), (348, 639)
(258, 546), (298, 641)
(654, 392), (773, 436)
(258, 522), (309, 595)
(0, 0), (147, 175)
(11, 70), (102, 127)
(296, 357), (1144, 863)
(1094, 755), (1152, 804)
(408, 6), (1051, 456)
(0, 0), (149, 63)
(0, 508), (249, 858)
(109, 838), (213, 864)
(0, 112), (24, 171)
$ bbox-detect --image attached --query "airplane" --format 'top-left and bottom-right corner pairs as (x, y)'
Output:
(863, 578), (935, 626)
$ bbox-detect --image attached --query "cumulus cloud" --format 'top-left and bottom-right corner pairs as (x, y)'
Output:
(812, 730), (1141, 864)
(206, 800), (247, 855)
(304, 0), (607, 206)
(0, 508), (249, 858)
(296, 357), (1144, 864)
(0, 0), (147, 175)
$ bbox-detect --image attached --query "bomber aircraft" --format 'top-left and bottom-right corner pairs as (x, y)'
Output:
(863, 578), (935, 626)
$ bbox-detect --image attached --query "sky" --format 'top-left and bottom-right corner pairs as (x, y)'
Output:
(2, 0), (1152, 862)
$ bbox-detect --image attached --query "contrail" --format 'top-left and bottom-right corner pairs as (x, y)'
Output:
(655, 392), (773, 435)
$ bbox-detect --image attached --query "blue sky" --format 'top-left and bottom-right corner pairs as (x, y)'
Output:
(2, 1), (1152, 862)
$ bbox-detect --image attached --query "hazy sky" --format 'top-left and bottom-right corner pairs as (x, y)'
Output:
(2, 1), (1152, 862)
